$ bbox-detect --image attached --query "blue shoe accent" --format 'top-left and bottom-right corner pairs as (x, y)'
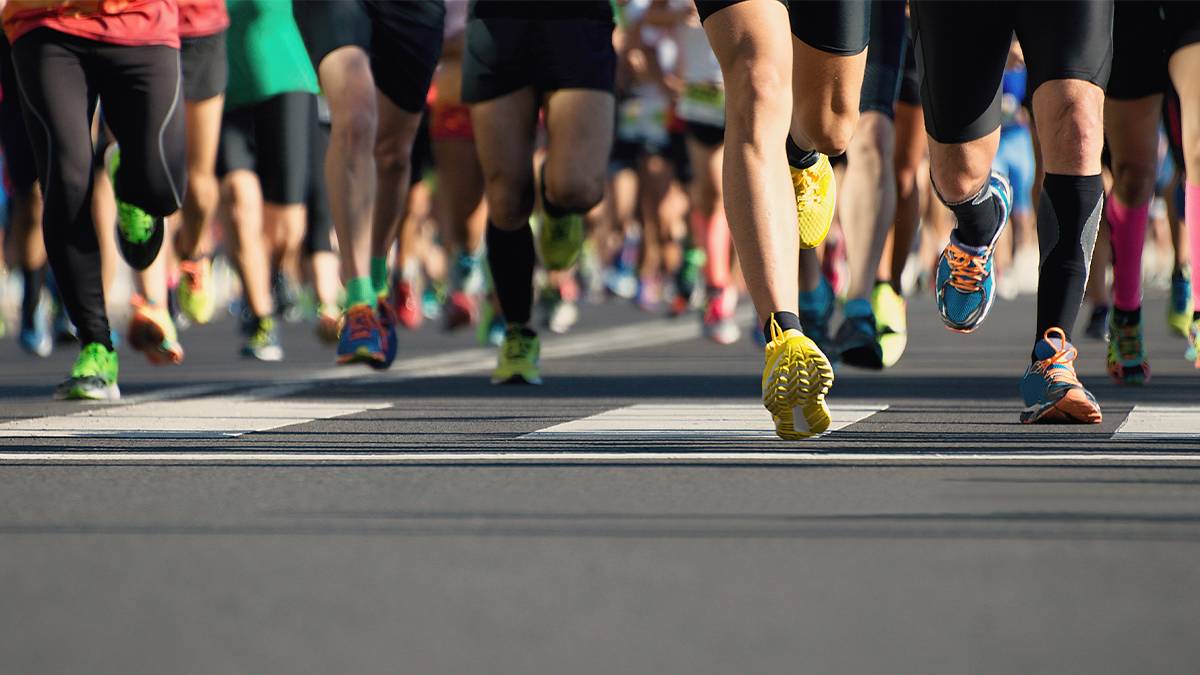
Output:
(1019, 327), (1102, 424)
(799, 276), (835, 357)
(19, 325), (52, 358)
(1170, 270), (1190, 316)
(835, 298), (882, 369)
(373, 301), (398, 370)
(336, 305), (385, 366)
(935, 172), (1012, 333)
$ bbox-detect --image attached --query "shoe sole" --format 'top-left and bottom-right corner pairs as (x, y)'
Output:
(337, 346), (385, 366)
(1107, 361), (1150, 386)
(764, 339), (834, 439)
(839, 343), (885, 370)
(55, 383), (120, 401)
(491, 373), (543, 385)
(1021, 388), (1102, 424)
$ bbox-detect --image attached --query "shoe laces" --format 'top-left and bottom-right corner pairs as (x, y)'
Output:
(1032, 327), (1081, 387)
(1112, 322), (1143, 362)
(944, 244), (989, 293)
(504, 330), (534, 361)
(345, 307), (377, 341)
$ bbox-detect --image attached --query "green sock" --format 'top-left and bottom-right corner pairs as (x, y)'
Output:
(346, 276), (375, 308)
(370, 257), (389, 298)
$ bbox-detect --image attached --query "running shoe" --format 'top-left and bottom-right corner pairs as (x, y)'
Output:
(935, 172), (1011, 333)
(1106, 308), (1149, 385)
(19, 309), (52, 358)
(636, 276), (661, 312)
(1019, 327), (1102, 424)
(375, 299), (398, 369)
(272, 271), (302, 323)
(798, 276), (835, 358)
(702, 287), (740, 345)
(871, 282), (907, 368)
(491, 325), (542, 385)
(54, 342), (119, 401)
(537, 211), (585, 271)
(1186, 318), (1200, 368)
(241, 315), (284, 362)
(540, 287), (578, 335)
(421, 286), (443, 321)
(675, 246), (705, 307)
(443, 291), (477, 331)
(127, 295), (184, 366)
(392, 279), (423, 330)
(178, 259), (216, 325)
(315, 303), (342, 345)
(1084, 304), (1109, 341)
(669, 294), (691, 318)
(1168, 268), (1192, 338)
(835, 298), (883, 370)
(106, 146), (164, 271)
(791, 153), (836, 249)
(477, 299), (507, 347)
(336, 304), (385, 366)
(762, 318), (834, 439)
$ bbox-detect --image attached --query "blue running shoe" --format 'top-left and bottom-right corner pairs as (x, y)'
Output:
(373, 299), (398, 370)
(799, 275), (835, 357)
(1168, 267), (1192, 338)
(336, 304), (385, 366)
(936, 172), (1011, 333)
(19, 324), (52, 357)
(835, 298), (883, 370)
(1019, 327), (1102, 424)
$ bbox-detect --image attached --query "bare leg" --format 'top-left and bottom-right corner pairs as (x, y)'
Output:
(219, 171), (274, 318)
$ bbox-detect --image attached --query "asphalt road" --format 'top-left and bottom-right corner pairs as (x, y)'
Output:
(1, 292), (1198, 674)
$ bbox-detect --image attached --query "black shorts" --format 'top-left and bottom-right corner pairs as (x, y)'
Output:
(1107, 2), (1167, 100)
(1163, 1), (1200, 54)
(294, 0), (444, 113)
(609, 139), (640, 174)
(911, 0), (1113, 144)
(0, 34), (37, 192)
(181, 30), (226, 101)
(695, 0), (869, 56)
(859, 0), (906, 118)
(685, 121), (725, 147)
(462, 17), (616, 103)
(896, 31), (920, 106)
(217, 91), (314, 204)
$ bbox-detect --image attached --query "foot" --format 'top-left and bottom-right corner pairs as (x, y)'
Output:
(106, 145), (164, 271)
(1020, 327), (1102, 424)
(702, 287), (740, 346)
(315, 303), (342, 345)
(835, 299), (883, 370)
(537, 211), (584, 271)
(19, 320), (52, 358)
(335, 304), (384, 366)
(935, 172), (1011, 333)
(1106, 308), (1149, 385)
(1168, 268), (1192, 338)
(790, 153), (837, 249)
(491, 325), (542, 385)
(55, 342), (120, 400)
(1084, 304), (1109, 341)
(374, 299), (398, 370)
(177, 258), (216, 325)
(762, 319), (834, 439)
(541, 287), (579, 335)
(798, 276), (835, 358)
(392, 280), (422, 330)
(444, 291), (477, 331)
(241, 315), (284, 362)
(871, 282), (907, 368)
(1187, 318), (1200, 368)
(128, 296), (184, 365)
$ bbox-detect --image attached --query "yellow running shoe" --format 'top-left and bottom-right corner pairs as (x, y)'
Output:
(492, 325), (542, 384)
(870, 282), (907, 368)
(791, 152), (836, 249)
(762, 318), (834, 439)
(178, 258), (215, 324)
(128, 295), (184, 365)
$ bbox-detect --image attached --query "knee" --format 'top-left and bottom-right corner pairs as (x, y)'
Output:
(1036, 90), (1104, 165)
(483, 178), (533, 230)
(1110, 158), (1157, 206)
(543, 170), (605, 213)
(374, 134), (413, 176)
(801, 109), (859, 158)
(724, 61), (791, 143)
(333, 105), (377, 156)
(930, 160), (991, 204)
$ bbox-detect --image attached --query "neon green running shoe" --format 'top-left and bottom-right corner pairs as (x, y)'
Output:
(106, 145), (164, 271)
(491, 325), (542, 384)
(870, 281), (907, 368)
(536, 211), (584, 271)
(55, 342), (120, 400)
(178, 258), (216, 324)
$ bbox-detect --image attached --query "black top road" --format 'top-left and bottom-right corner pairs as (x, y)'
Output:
(2, 294), (1198, 673)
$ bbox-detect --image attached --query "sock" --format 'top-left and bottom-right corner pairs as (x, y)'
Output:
(786, 136), (818, 170)
(941, 179), (1004, 248)
(486, 220), (535, 325)
(763, 311), (802, 342)
(1106, 195), (1149, 312)
(1112, 305), (1140, 325)
(346, 276), (375, 308)
(1033, 173), (1103, 356)
(370, 256), (389, 298)
(20, 265), (45, 329)
(1187, 182), (1200, 312)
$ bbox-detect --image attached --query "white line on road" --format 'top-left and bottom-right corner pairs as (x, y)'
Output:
(1113, 406), (1200, 441)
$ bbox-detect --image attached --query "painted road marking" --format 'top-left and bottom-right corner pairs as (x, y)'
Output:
(521, 404), (886, 441)
(1114, 406), (1200, 441)
(0, 395), (390, 439)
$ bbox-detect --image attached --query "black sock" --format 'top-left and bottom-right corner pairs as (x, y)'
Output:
(1033, 173), (1103, 358)
(20, 265), (45, 329)
(1192, 310), (1200, 322)
(786, 136), (818, 170)
(1112, 306), (1140, 325)
(486, 220), (535, 326)
(763, 311), (803, 342)
(941, 179), (1004, 248)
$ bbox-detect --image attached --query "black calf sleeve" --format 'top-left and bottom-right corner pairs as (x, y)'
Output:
(486, 221), (535, 326)
(1034, 173), (1103, 353)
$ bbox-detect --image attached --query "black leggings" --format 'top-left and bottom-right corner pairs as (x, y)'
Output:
(11, 28), (185, 347)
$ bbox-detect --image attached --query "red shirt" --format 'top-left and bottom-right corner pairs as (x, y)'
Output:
(3, 0), (180, 48)
(177, 0), (225, 38)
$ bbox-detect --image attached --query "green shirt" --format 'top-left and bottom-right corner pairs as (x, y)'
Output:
(224, 0), (318, 109)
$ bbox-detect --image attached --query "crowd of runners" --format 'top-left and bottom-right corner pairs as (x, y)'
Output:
(0, 0), (1197, 438)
